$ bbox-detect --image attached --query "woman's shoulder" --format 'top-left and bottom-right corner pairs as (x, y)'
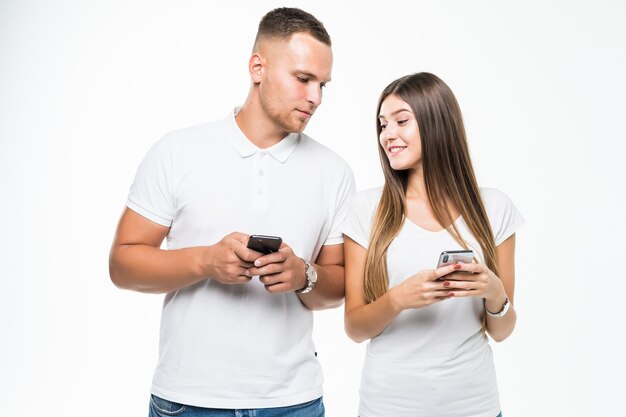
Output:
(358, 186), (384, 200)
(479, 187), (517, 212)
(479, 187), (524, 243)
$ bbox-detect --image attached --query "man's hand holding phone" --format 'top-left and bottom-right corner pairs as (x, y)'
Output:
(246, 235), (307, 293)
(200, 232), (259, 285)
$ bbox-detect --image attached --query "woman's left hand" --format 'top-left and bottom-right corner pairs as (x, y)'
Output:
(440, 262), (505, 303)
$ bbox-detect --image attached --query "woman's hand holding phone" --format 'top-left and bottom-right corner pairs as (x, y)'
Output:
(388, 264), (460, 312)
(439, 262), (505, 302)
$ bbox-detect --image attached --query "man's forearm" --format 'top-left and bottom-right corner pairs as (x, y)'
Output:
(109, 244), (206, 294)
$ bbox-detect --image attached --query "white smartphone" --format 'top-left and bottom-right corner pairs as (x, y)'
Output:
(436, 250), (474, 268)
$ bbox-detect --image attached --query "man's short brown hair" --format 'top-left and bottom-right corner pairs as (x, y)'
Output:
(254, 7), (331, 49)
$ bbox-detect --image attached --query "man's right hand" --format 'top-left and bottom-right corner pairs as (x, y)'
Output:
(201, 232), (261, 285)
(110, 209), (264, 293)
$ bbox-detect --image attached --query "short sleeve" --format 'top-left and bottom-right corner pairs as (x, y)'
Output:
(323, 163), (356, 245)
(126, 134), (177, 227)
(481, 188), (525, 246)
(342, 188), (381, 249)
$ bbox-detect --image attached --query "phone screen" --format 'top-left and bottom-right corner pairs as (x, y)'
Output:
(436, 250), (474, 268)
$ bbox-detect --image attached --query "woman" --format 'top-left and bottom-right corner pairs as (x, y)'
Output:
(343, 72), (524, 417)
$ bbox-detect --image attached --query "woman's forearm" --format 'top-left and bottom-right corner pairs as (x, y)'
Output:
(345, 288), (402, 343)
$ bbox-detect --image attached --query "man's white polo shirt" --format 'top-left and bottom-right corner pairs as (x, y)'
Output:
(126, 109), (355, 409)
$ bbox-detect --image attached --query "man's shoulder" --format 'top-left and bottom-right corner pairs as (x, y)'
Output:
(166, 117), (227, 140)
(156, 116), (231, 154)
(298, 133), (349, 168)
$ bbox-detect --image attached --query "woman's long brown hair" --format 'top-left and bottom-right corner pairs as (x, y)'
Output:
(364, 73), (498, 303)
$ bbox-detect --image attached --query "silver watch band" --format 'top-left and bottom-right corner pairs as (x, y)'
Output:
(295, 258), (317, 294)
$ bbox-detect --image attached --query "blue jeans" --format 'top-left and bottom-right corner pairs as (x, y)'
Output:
(149, 395), (324, 417)
(358, 411), (501, 417)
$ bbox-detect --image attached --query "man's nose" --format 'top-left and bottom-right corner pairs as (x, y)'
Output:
(307, 84), (322, 107)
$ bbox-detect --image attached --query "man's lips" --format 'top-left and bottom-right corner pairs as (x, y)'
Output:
(296, 109), (313, 117)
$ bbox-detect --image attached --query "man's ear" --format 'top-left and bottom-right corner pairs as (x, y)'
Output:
(249, 53), (263, 84)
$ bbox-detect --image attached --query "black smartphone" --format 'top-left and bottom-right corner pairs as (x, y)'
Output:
(247, 235), (282, 255)
(436, 250), (474, 268)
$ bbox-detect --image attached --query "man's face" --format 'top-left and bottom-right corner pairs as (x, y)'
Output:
(256, 33), (333, 134)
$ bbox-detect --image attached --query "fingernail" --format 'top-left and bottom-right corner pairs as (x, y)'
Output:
(443, 281), (450, 287)
(245, 269), (251, 276)
(448, 292), (455, 297)
(453, 264), (462, 270)
(254, 259), (262, 267)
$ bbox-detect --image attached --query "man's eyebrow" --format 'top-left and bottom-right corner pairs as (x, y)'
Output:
(295, 71), (332, 83)
(378, 109), (411, 119)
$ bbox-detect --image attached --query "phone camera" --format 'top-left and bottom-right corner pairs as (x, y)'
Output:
(442, 255), (449, 263)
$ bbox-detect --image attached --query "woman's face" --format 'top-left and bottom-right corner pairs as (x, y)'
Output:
(378, 94), (422, 171)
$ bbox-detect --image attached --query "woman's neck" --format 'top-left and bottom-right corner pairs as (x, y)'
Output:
(403, 167), (459, 231)
(405, 167), (427, 200)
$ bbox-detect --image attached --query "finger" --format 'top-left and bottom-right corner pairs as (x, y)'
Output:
(248, 262), (283, 277)
(228, 232), (251, 245)
(453, 262), (484, 274)
(258, 273), (284, 286)
(430, 264), (460, 281)
(264, 281), (292, 293)
(234, 244), (262, 263)
(253, 251), (287, 267)
(446, 289), (482, 298)
(240, 261), (255, 269)
(424, 281), (453, 291)
(442, 271), (477, 282)
(223, 274), (252, 284)
(442, 280), (480, 291)
(431, 290), (453, 299)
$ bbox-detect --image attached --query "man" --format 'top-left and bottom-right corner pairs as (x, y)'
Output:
(109, 7), (355, 417)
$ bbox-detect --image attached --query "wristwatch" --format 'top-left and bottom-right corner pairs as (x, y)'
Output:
(485, 297), (510, 318)
(295, 258), (317, 294)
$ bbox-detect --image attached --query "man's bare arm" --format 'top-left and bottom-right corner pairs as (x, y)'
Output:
(109, 208), (258, 293)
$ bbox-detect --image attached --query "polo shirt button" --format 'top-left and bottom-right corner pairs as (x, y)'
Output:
(259, 170), (264, 176)
(258, 188), (263, 195)
(260, 152), (267, 158)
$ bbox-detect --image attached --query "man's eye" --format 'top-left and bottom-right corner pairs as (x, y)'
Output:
(297, 77), (308, 83)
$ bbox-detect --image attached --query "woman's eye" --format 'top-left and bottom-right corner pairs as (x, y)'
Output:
(297, 77), (308, 83)
(380, 124), (387, 130)
(397, 119), (408, 126)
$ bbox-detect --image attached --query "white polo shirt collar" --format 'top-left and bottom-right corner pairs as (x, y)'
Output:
(226, 108), (300, 164)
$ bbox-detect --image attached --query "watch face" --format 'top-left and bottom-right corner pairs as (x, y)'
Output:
(307, 264), (318, 283)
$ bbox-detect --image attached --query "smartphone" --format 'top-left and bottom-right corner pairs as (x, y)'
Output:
(436, 250), (474, 268)
(247, 235), (282, 255)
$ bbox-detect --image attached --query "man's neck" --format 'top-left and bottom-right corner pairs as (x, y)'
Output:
(235, 99), (288, 149)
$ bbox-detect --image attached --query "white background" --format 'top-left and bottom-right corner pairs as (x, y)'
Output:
(1, 1), (624, 416)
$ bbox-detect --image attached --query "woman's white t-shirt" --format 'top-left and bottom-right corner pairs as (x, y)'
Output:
(343, 187), (524, 417)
